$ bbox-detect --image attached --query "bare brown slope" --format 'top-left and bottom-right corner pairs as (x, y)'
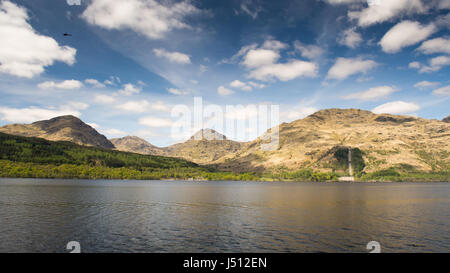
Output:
(0, 115), (114, 149)
(165, 129), (245, 164)
(216, 109), (450, 173)
(110, 136), (165, 155)
(110, 129), (245, 164)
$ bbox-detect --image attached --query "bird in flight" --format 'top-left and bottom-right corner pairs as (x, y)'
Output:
(63, 33), (72, 36)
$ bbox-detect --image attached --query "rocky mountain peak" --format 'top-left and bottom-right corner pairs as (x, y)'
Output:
(190, 128), (227, 140)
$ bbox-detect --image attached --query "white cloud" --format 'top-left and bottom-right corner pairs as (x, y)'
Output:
(82, 0), (200, 39)
(293, 41), (324, 59)
(337, 28), (363, 49)
(217, 86), (235, 96)
(153, 48), (191, 64)
(248, 81), (266, 89)
(325, 0), (364, 4)
(409, 61), (421, 69)
(139, 116), (173, 127)
(417, 37), (450, 55)
(85, 78), (106, 88)
(0, 1), (76, 78)
(248, 60), (318, 81)
(372, 101), (420, 115)
(231, 41), (319, 83)
(66, 0), (81, 6)
(117, 83), (141, 96)
(230, 80), (252, 91)
(343, 86), (398, 101)
(379, 21), (436, 53)
(327, 57), (378, 80)
(242, 49), (280, 68)
(94, 94), (116, 104)
(432, 85), (450, 96)
(38, 80), (83, 90)
(168, 88), (190, 95)
(0, 105), (82, 123)
(220, 43), (258, 64)
(262, 40), (288, 51)
(414, 81), (440, 89)
(414, 55), (450, 73)
(239, 0), (262, 19)
(349, 0), (426, 27)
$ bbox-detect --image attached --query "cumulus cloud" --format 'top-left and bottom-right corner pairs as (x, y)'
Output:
(230, 80), (252, 91)
(242, 49), (280, 68)
(217, 86), (235, 96)
(432, 85), (450, 96)
(409, 61), (421, 69)
(117, 83), (141, 96)
(85, 78), (106, 88)
(349, 0), (426, 27)
(82, 0), (200, 39)
(139, 116), (173, 127)
(293, 41), (324, 59)
(153, 48), (191, 64)
(248, 60), (318, 81)
(0, 104), (83, 123)
(261, 40), (288, 51)
(414, 81), (440, 89)
(0, 1), (76, 78)
(337, 28), (363, 49)
(220, 43), (258, 64)
(417, 37), (450, 55)
(411, 55), (450, 73)
(228, 40), (319, 82)
(37, 80), (83, 90)
(379, 21), (436, 53)
(325, 0), (364, 4)
(343, 86), (398, 101)
(372, 101), (420, 115)
(326, 57), (378, 80)
(248, 81), (266, 89)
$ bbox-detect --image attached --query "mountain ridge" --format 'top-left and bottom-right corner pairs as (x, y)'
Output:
(0, 115), (114, 149)
(1, 109), (449, 174)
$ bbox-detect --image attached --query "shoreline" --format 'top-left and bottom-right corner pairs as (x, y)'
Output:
(0, 177), (448, 183)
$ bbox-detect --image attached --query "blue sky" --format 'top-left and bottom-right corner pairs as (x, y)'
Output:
(0, 0), (449, 146)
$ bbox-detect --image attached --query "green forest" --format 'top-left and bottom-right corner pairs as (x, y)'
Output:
(0, 132), (448, 182)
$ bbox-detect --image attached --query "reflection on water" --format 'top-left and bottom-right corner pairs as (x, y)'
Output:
(0, 179), (449, 253)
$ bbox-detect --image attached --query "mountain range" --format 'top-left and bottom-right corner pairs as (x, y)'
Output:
(1, 109), (449, 174)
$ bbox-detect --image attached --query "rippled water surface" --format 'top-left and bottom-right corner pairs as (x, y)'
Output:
(0, 179), (449, 253)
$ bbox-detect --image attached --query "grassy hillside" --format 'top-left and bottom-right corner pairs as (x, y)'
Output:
(0, 132), (338, 181)
(0, 132), (448, 182)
